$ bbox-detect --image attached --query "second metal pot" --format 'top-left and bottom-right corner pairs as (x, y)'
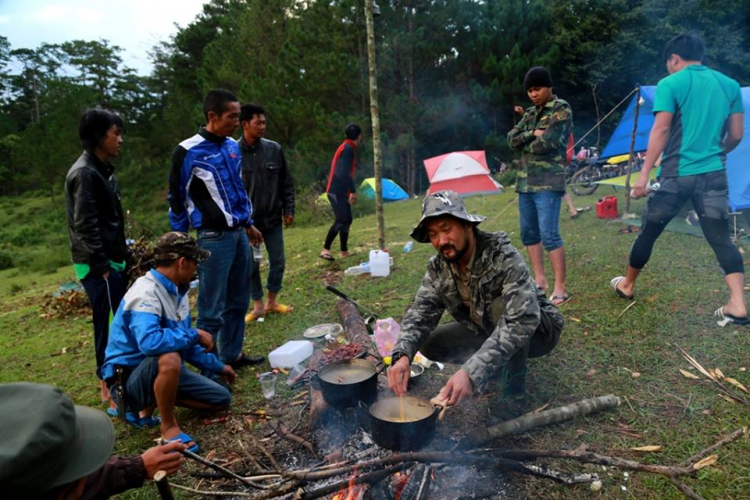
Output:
(365, 396), (442, 451)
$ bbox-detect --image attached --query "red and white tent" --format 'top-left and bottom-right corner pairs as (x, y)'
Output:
(423, 150), (502, 196)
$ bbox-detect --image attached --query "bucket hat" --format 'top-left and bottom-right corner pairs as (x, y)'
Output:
(410, 190), (485, 243)
(154, 231), (211, 262)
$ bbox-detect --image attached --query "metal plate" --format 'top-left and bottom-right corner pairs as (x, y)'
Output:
(303, 323), (343, 339)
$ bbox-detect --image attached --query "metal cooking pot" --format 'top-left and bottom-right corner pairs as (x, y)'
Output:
(316, 358), (383, 408)
(364, 396), (443, 451)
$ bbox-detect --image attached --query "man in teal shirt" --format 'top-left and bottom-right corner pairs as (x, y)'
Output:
(611, 32), (746, 325)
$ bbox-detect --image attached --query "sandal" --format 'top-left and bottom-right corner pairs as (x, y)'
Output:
(714, 307), (750, 327)
(319, 251), (335, 261)
(167, 432), (199, 453)
(245, 310), (265, 322)
(265, 304), (293, 314)
(610, 276), (634, 300)
(551, 295), (571, 306)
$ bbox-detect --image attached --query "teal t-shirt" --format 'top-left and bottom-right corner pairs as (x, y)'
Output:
(652, 65), (743, 177)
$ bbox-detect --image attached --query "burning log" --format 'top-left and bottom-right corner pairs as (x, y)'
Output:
(461, 394), (621, 448)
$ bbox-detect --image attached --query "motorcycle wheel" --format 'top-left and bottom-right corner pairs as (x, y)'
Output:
(569, 166), (600, 196)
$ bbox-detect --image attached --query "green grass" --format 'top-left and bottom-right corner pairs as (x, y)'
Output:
(0, 188), (749, 499)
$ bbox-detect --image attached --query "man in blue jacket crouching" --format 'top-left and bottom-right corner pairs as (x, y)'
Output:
(103, 232), (237, 453)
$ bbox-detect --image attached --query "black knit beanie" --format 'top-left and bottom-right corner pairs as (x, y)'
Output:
(523, 67), (553, 90)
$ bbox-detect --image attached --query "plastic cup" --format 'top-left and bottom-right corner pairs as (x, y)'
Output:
(259, 372), (276, 399)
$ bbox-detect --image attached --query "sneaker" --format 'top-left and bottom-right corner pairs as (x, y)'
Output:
(229, 353), (265, 369)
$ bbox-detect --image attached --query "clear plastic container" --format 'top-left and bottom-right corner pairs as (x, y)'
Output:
(252, 245), (263, 262)
(344, 262), (370, 276)
(268, 340), (313, 368)
(403, 241), (414, 253)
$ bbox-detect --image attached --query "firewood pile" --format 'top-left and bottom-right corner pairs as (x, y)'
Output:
(159, 300), (746, 500)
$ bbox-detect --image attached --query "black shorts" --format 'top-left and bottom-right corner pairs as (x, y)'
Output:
(643, 170), (729, 225)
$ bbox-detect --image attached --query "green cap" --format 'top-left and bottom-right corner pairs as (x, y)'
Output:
(154, 231), (211, 262)
(410, 190), (485, 243)
(0, 383), (115, 498)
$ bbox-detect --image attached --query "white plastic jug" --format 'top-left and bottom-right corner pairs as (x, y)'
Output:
(369, 249), (390, 277)
(268, 340), (313, 368)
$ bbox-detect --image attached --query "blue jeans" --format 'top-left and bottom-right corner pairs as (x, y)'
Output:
(196, 228), (251, 363)
(518, 191), (564, 250)
(250, 223), (286, 300)
(111, 357), (231, 412)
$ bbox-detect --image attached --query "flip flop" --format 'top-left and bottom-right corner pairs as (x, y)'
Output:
(551, 295), (571, 306)
(265, 304), (293, 314)
(319, 252), (335, 261)
(570, 212), (580, 219)
(714, 307), (750, 327)
(106, 408), (161, 429)
(245, 311), (265, 322)
(167, 432), (199, 453)
(610, 276), (634, 300)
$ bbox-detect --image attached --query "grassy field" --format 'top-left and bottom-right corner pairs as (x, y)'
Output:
(0, 188), (749, 499)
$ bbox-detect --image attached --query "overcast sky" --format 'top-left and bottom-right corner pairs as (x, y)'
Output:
(1, 0), (211, 75)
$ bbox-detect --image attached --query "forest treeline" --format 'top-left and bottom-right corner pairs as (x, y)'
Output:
(1, 0), (749, 199)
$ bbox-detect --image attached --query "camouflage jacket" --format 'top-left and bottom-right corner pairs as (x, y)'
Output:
(392, 229), (550, 392)
(507, 96), (572, 193)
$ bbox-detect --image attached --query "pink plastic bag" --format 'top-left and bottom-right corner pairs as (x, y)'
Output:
(373, 318), (400, 357)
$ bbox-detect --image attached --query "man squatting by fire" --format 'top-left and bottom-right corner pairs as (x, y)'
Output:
(387, 191), (564, 420)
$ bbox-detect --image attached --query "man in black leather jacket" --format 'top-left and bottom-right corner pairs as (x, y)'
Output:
(65, 108), (129, 408)
(239, 104), (296, 321)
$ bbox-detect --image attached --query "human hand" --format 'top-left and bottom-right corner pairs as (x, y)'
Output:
(196, 328), (215, 353)
(533, 129), (545, 137)
(141, 442), (186, 479)
(246, 225), (263, 246)
(630, 174), (650, 199)
(348, 193), (357, 205)
(438, 369), (473, 406)
(283, 215), (294, 227)
(221, 364), (237, 384)
(386, 356), (411, 396)
(514, 106), (524, 115)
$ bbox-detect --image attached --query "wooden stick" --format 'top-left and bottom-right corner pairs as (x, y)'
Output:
(157, 438), (270, 489)
(678, 428), (746, 468)
(276, 422), (318, 458)
(300, 465), (406, 500)
(462, 394), (620, 448)
(154, 470), (175, 500)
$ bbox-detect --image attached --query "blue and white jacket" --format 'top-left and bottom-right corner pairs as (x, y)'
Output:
(102, 269), (225, 381)
(168, 127), (253, 232)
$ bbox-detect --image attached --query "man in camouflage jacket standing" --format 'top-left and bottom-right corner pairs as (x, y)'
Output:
(508, 67), (573, 306)
(387, 191), (563, 419)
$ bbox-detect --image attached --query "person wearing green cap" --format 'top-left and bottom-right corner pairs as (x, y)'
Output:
(387, 191), (563, 420)
(0, 382), (186, 499)
(102, 232), (236, 452)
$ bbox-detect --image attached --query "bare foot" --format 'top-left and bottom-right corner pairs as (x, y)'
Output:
(535, 280), (549, 292)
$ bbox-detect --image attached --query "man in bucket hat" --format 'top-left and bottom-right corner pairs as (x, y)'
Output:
(0, 382), (186, 499)
(387, 191), (564, 420)
(102, 232), (237, 453)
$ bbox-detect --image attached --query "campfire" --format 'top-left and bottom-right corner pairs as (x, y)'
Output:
(154, 299), (746, 500)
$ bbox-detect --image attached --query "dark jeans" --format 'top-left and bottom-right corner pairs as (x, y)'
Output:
(420, 312), (561, 395)
(250, 223), (285, 300)
(81, 268), (126, 380)
(197, 228), (252, 364)
(630, 171), (743, 274)
(109, 357), (231, 413)
(324, 193), (353, 252)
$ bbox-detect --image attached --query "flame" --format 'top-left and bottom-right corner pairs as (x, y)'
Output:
(392, 471), (411, 500)
(332, 467), (365, 500)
